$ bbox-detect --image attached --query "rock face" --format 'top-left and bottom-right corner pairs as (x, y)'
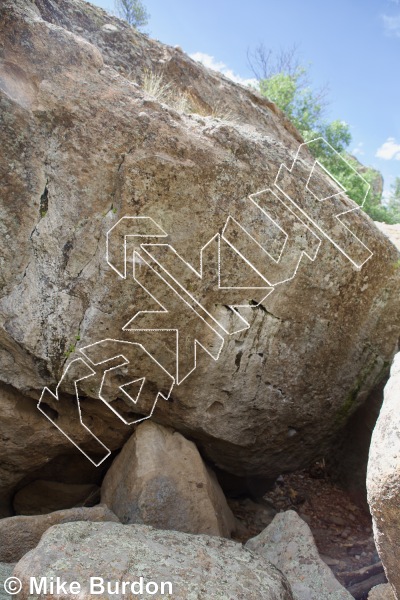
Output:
(0, 381), (121, 517)
(1, 0), (400, 511)
(246, 510), (352, 600)
(13, 521), (294, 599)
(369, 584), (396, 600)
(332, 219), (399, 510)
(369, 585), (396, 600)
(367, 353), (400, 599)
(0, 505), (119, 563)
(101, 421), (235, 536)
(332, 377), (387, 510)
(13, 480), (99, 515)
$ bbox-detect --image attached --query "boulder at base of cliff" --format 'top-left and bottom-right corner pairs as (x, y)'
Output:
(0, 505), (119, 563)
(101, 421), (236, 537)
(246, 510), (352, 600)
(13, 521), (294, 600)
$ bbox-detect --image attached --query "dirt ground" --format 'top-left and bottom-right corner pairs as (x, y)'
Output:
(229, 464), (385, 599)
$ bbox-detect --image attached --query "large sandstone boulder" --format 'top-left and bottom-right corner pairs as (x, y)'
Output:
(0, 505), (119, 563)
(367, 353), (400, 599)
(246, 510), (352, 600)
(1, 0), (399, 509)
(101, 421), (236, 536)
(13, 521), (294, 599)
(332, 222), (399, 509)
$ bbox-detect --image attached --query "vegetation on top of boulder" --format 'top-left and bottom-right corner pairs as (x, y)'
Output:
(114, 0), (149, 29)
(248, 44), (400, 224)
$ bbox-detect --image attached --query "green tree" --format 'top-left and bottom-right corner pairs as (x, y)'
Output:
(115, 0), (149, 29)
(259, 68), (327, 139)
(383, 177), (400, 223)
(250, 46), (400, 223)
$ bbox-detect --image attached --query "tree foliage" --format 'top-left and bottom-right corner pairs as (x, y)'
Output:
(259, 69), (327, 139)
(383, 177), (400, 224)
(250, 46), (399, 224)
(115, 0), (149, 29)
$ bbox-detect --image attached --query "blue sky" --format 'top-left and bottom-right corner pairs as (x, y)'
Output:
(92, 0), (400, 198)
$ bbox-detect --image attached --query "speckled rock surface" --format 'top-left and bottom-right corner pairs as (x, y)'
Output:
(368, 584), (396, 600)
(368, 354), (400, 600)
(0, 505), (119, 563)
(13, 521), (294, 599)
(101, 421), (235, 537)
(1, 0), (400, 513)
(246, 510), (352, 600)
(0, 563), (14, 600)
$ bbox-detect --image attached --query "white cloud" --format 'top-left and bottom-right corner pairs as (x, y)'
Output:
(190, 52), (259, 88)
(190, 52), (226, 72)
(376, 137), (400, 160)
(352, 142), (365, 156)
(382, 13), (400, 36)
